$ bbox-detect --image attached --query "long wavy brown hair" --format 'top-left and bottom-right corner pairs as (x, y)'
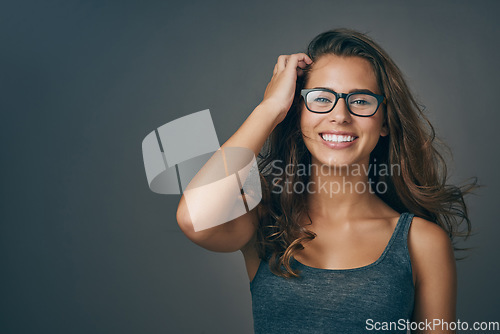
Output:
(255, 28), (477, 278)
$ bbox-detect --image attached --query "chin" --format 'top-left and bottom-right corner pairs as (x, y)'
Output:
(312, 154), (355, 168)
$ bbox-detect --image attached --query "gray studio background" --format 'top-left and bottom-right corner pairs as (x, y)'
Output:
(1, 1), (499, 333)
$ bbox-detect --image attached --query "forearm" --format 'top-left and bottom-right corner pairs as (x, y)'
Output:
(221, 102), (281, 156)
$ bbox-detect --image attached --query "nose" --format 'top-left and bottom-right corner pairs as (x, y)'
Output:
(328, 97), (352, 124)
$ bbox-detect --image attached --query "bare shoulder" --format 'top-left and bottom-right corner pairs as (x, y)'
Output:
(408, 216), (453, 250)
(408, 216), (456, 285)
(408, 217), (451, 254)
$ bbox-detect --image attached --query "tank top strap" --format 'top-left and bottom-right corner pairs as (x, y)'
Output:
(382, 212), (414, 269)
(394, 212), (414, 243)
(384, 212), (414, 248)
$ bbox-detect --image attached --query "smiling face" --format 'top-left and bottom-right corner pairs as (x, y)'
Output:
(300, 54), (388, 168)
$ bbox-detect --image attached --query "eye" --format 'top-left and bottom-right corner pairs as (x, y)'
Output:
(350, 98), (371, 105)
(313, 96), (332, 104)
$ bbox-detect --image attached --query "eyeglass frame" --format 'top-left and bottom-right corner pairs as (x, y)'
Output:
(300, 88), (387, 117)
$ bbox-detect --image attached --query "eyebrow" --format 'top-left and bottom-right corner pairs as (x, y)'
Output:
(313, 87), (377, 94)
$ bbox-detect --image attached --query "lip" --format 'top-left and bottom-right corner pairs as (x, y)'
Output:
(319, 131), (358, 149)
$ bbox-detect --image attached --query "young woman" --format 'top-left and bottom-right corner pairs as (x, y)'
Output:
(177, 28), (475, 333)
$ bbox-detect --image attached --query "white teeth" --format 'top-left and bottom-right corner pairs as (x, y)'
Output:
(321, 134), (355, 143)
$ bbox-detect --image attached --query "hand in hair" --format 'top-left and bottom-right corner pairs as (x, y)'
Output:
(260, 53), (312, 126)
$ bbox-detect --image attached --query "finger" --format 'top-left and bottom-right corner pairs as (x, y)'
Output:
(276, 55), (288, 73)
(284, 54), (301, 73)
(287, 53), (313, 76)
(297, 59), (311, 70)
(296, 62), (311, 78)
(296, 53), (313, 64)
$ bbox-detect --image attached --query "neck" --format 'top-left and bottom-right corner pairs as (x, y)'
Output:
(305, 160), (381, 220)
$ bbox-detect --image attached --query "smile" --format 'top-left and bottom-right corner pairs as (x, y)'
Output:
(320, 133), (357, 143)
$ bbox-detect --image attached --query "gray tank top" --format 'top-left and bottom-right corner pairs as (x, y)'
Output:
(250, 212), (415, 334)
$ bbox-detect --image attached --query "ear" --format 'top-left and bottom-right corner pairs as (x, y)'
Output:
(380, 122), (389, 137)
(380, 106), (389, 137)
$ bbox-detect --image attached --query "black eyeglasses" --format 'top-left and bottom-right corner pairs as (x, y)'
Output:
(301, 88), (386, 117)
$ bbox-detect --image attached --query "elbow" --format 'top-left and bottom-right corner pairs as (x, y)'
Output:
(176, 196), (194, 233)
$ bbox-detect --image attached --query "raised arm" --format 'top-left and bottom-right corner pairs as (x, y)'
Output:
(176, 53), (313, 253)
